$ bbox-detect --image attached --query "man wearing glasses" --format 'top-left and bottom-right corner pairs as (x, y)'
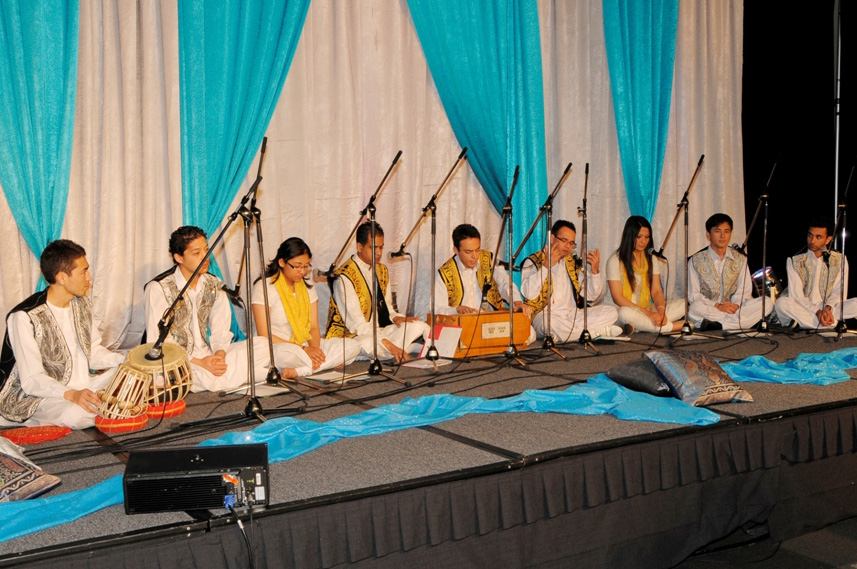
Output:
(521, 220), (622, 342)
(144, 226), (270, 392)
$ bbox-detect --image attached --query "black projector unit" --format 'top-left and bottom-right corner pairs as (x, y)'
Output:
(123, 443), (269, 514)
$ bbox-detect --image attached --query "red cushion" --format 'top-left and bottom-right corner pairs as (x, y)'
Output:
(145, 400), (186, 419)
(95, 415), (148, 433)
(0, 426), (72, 445)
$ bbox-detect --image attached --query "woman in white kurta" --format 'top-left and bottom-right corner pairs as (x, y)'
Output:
(606, 216), (684, 333)
(252, 238), (360, 378)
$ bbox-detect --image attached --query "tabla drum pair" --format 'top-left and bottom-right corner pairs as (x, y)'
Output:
(95, 342), (192, 433)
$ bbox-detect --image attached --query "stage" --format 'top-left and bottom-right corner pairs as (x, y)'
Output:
(3, 330), (857, 569)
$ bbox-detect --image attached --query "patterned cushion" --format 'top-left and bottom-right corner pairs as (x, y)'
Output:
(0, 453), (61, 502)
(644, 350), (753, 406)
(606, 360), (672, 397)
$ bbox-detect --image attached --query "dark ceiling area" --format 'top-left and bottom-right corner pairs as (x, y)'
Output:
(742, 1), (856, 292)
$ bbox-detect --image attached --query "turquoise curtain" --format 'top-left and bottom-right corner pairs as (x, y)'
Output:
(0, 0), (78, 284)
(178, 0), (310, 234)
(178, 0), (310, 336)
(603, 0), (678, 220)
(407, 0), (548, 262)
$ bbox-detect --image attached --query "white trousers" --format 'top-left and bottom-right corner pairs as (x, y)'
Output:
(688, 297), (772, 330)
(617, 299), (685, 333)
(0, 370), (116, 430)
(355, 320), (430, 360)
(533, 305), (618, 343)
(775, 296), (857, 329)
(189, 337), (271, 392)
(272, 337), (361, 377)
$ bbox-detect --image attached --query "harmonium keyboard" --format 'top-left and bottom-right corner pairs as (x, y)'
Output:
(428, 310), (530, 357)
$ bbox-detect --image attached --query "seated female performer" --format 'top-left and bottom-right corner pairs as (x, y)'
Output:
(606, 216), (685, 333)
(252, 238), (360, 378)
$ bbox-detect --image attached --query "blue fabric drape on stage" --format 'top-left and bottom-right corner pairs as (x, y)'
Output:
(177, 0), (310, 336)
(602, 0), (678, 220)
(407, 0), (548, 261)
(0, 0), (78, 284)
(0, 377), (717, 543)
(4, 346), (856, 542)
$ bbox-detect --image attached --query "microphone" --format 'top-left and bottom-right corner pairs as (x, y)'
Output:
(497, 260), (520, 272)
(481, 275), (491, 302)
(388, 247), (407, 259)
(823, 249), (831, 265)
(221, 281), (240, 300)
(730, 243), (747, 255)
(647, 247), (666, 260)
(572, 254), (583, 268)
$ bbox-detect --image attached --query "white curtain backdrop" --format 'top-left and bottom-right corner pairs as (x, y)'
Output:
(0, 0), (744, 348)
(539, 0), (745, 303)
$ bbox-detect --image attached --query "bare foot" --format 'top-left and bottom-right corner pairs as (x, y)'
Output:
(382, 339), (410, 363)
(281, 368), (298, 379)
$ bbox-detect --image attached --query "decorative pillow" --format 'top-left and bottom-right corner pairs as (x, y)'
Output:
(0, 439), (61, 501)
(644, 350), (753, 406)
(606, 360), (672, 397)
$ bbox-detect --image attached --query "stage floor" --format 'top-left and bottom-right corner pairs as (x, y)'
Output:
(3, 329), (857, 568)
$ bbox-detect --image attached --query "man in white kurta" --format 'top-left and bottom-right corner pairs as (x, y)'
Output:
(776, 218), (857, 329)
(326, 222), (428, 361)
(145, 226), (269, 392)
(521, 220), (619, 341)
(687, 214), (770, 330)
(431, 224), (535, 344)
(0, 240), (125, 429)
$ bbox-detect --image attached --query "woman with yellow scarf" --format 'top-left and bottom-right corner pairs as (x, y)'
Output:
(251, 238), (360, 378)
(606, 216), (684, 333)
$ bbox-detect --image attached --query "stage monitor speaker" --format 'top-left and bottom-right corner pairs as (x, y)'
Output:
(123, 443), (269, 514)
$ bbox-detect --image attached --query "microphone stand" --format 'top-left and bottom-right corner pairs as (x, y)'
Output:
(488, 166), (525, 366)
(657, 155), (719, 346)
(174, 139), (305, 430)
(834, 165), (855, 340)
(323, 151), (407, 385)
(725, 160), (778, 342)
(514, 162), (573, 359)
(576, 163), (598, 353)
(389, 147), (468, 371)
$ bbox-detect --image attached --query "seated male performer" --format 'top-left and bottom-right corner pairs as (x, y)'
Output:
(326, 221), (428, 361)
(775, 216), (857, 329)
(145, 226), (270, 392)
(520, 220), (622, 341)
(0, 240), (125, 429)
(432, 224), (536, 344)
(687, 213), (770, 330)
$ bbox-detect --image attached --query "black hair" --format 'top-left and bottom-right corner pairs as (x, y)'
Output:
(452, 224), (481, 249)
(807, 215), (834, 237)
(551, 219), (576, 237)
(40, 240), (87, 285)
(265, 237), (313, 287)
(355, 221), (384, 246)
(169, 226), (207, 261)
(705, 213), (733, 232)
(617, 216), (653, 293)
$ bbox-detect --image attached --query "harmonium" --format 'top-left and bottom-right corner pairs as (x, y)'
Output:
(428, 310), (530, 357)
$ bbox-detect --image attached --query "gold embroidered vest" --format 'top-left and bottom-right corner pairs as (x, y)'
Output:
(326, 258), (390, 339)
(437, 251), (504, 311)
(522, 251), (581, 315)
(689, 248), (745, 302)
